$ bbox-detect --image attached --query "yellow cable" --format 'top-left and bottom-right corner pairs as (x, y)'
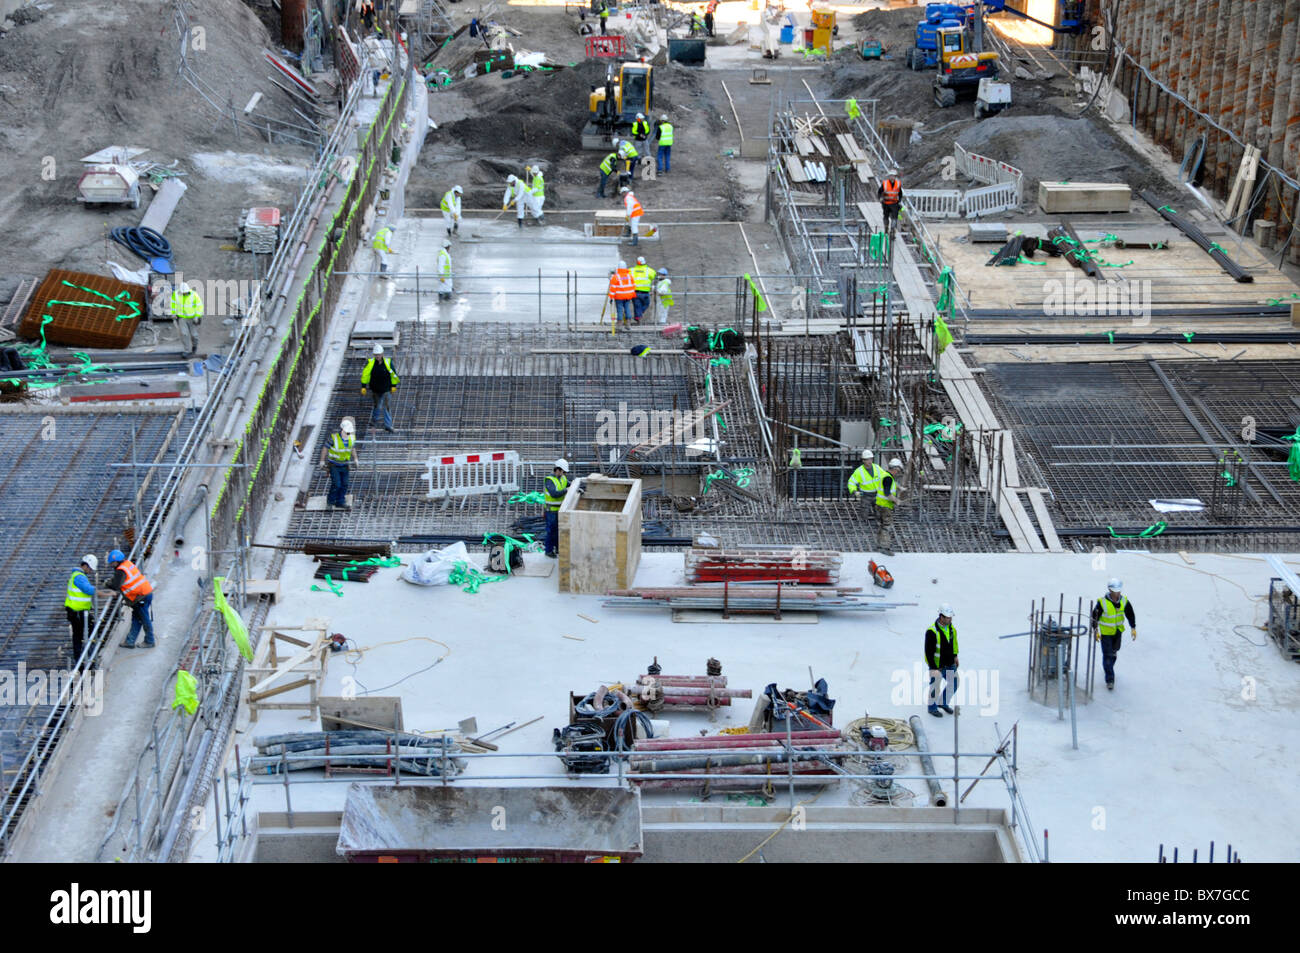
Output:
(735, 788), (825, 864)
(342, 635), (451, 667)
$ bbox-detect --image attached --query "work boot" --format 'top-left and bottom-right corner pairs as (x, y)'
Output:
(1106, 680), (1114, 691)
(928, 707), (942, 718)
(383, 425), (395, 433)
(537, 216), (546, 226)
(941, 705), (953, 714)
(879, 546), (895, 557)
(517, 218), (523, 229)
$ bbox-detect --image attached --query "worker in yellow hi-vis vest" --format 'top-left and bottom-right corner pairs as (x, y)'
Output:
(170, 282), (203, 355)
(1090, 578), (1137, 691)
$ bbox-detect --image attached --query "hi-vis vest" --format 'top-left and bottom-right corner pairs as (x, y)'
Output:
(881, 178), (902, 204)
(600, 153), (618, 175)
(171, 289), (202, 319)
(656, 277), (673, 306)
(361, 357), (398, 390)
(327, 432), (355, 463)
(618, 140), (639, 159)
(1098, 595), (1129, 636)
(624, 193), (643, 218)
(631, 264), (654, 291)
(927, 622), (958, 669)
(117, 559), (153, 603)
(437, 248), (452, 277)
(848, 463), (893, 507)
(544, 473), (569, 511)
(631, 119), (649, 138)
(440, 189), (460, 214)
(609, 269), (636, 300)
(658, 122), (674, 145)
(372, 227), (394, 251)
(530, 172), (545, 198)
(65, 570), (92, 611)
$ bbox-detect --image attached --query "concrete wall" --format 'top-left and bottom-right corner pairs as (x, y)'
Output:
(249, 806), (1023, 863)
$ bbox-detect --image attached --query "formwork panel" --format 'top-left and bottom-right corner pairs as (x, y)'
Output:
(19, 269), (145, 349)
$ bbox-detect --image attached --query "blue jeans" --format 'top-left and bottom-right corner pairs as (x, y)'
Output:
(370, 391), (393, 429)
(597, 170), (610, 197)
(545, 509), (559, 555)
(928, 666), (957, 711)
(126, 592), (155, 647)
(657, 145), (671, 172)
(328, 461), (350, 507)
(1100, 634), (1122, 683)
(614, 298), (633, 324)
(633, 291), (649, 320)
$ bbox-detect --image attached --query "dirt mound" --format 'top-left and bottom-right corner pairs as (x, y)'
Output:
(850, 6), (923, 53)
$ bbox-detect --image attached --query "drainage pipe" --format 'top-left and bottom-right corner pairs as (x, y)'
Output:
(908, 714), (949, 807)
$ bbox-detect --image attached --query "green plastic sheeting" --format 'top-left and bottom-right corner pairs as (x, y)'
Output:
(213, 577), (253, 661)
(173, 669), (198, 716)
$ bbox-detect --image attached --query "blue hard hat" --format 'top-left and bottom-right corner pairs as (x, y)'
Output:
(109, 549), (126, 563)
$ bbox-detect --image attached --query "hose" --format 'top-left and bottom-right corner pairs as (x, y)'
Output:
(110, 226), (172, 263)
(614, 709), (653, 750)
(575, 689), (625, 718)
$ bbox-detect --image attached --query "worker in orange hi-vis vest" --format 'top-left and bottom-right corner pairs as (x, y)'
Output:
(620, 186), (644, 246)
(107, 549), (155, 648)
(878, 169), (903, 232)
(608, 260), (637, 331)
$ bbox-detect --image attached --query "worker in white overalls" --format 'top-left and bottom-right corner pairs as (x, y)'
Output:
(502, 174), (529, 229)
(372, 223), (395, 275)
(437, 239), (453, 301)
(524, 164), (546, 225)
(440, 184), (463, 236)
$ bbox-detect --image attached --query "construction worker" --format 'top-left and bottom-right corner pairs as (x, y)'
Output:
(656, 114), (673, 174)
(65, 554), (98, 663)
(925, 605), (958, 717)
(705, 0), (718, 36)
(597, 149), (619, 198)
(359, 0), (376, 34)
(631, 112), (650, 147)
(170, 281), (203, 356)
(630, 256), (655, 322)
(654, 267), (673, 325)
(502, 174), (529, 228)
(598, 0), (609, 35)
(440, 184), (463, 235)
(437, 239), (453, 301)
(107, 549), (155, 649)
(1090, 578), (1137, 691)
(690, 9), (706, 35)
(543, 458), (571, 558)
(620, 186), (644, 246)
(617, 137), (640, 178)
(608, 260), (637, 330)
(847, 450), (901, 556)
(525, 164), (547, 224)
(318, 417), (360, 510)
(361, 343), (399, 433)
(878, 169), (903, 232)
(372, 223), (395, 274)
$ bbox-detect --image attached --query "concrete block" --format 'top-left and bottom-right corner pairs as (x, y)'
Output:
(968, 222), (1008, 243)
(1037, 181), (1131, 214)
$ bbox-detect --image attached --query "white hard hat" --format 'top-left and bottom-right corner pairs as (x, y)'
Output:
(620, 186), (630, 194)
(618, 259), (628, 269)
(372, 344), (384, 355)
(660, 114), (668, 121)
(453, 184), (463, 194)
(888, 168), (899, 177)
(657, 267), (668, 275)
(861, 449), (874, 461)
(636, 256), (646, 265)
(177, 281), (191, 294)
(442, 238), (452, 248)
(1107, 578), (1122, 592)
(939, 604), (954, 617)
(555, 457), (570, 472)
(636, 112), (645, 119)
(507, 174), (517, 183)
(889, 457), (903, 469)
(82, 554), (98, 572)
(340, 417), (356, 435)
(612, 138), (621, 147)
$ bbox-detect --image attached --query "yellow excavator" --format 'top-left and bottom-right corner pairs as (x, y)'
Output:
(932, 19), (1002, 109)
(583, 61), (654, 150)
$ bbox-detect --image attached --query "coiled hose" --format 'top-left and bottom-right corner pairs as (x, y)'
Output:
(575, 690), (625, 718)
(110, 226), (172, 263)
(613, 709), (653, 751)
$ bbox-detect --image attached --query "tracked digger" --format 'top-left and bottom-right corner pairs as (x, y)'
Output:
(582, 61), (654, 150)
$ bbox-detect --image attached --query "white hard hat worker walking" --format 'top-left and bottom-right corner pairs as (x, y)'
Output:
(926, 604), (957, 717)
(1091, 578), (1136, 690)
(318, 417), (361, 510)
(543, 458), (572, 558)
(847, 450), (902, 557)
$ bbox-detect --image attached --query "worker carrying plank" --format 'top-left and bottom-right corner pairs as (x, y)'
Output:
(847, 450), (904, 557)
(1090, 578), (1137, 691)
(107, 549), (155, 649)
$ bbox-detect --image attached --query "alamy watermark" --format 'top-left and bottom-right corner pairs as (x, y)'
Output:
(890, 663), (1000, 716)
(1043, 274), (1152, 324)
(594, 402), (711, 451)
(0, 664), (104, 717)
(149, 272), (262, 323)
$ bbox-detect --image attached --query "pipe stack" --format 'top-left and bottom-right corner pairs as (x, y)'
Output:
(626, 730), (846, 790)
(685, 546), (844, 585)
(604, 585), (914, 614)
(250, 730), (464, 776)
(628, 673), (751, 710)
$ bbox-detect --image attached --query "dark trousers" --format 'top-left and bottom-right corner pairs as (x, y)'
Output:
(126, 593), (155, 647)
(328, 461), (350, 507)
(633, 291), (649, 319)
(882, 202), (900, 231)
(705, 11), (714, 35)
(545, 509), (560, 555)
(597, 170), (609, 197)
(657, 145), (671, 172)
(600, 16), (607, 34)
(370, 390), (393, 429)
(928, 666), (957, 711)
(1100, 634), (1122, 683)
(67, 607), (90, 663)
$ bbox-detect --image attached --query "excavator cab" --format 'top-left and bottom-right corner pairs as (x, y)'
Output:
(933, 24), (999, 107)
(583, 62), (655, 149)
